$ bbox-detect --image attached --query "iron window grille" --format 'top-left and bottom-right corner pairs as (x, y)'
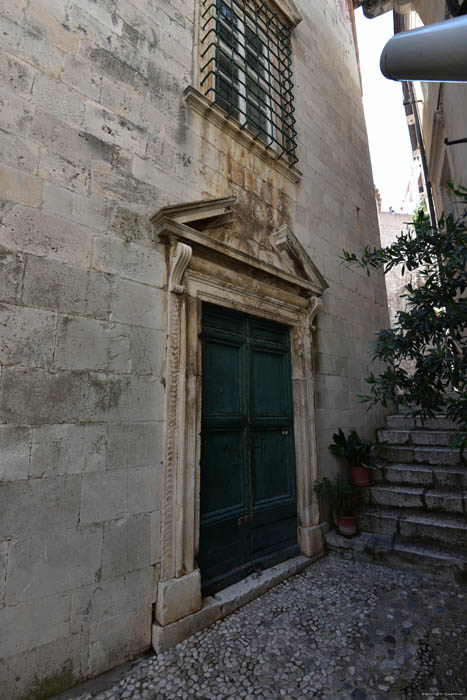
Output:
(200, 0), (298, 166)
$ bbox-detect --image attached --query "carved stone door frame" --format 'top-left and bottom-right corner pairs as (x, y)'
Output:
(151, 197), (328, 631)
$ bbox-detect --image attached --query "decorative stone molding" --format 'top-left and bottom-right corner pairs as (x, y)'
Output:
(272, 224), (329, 296)
(154, 205), (326, 299)
(152, 197), (327, 640)
(169, 243), (192, 294)
(159, 240), (193, 584)
(309, 296), (323, 332)
(152, 196), (235, 230)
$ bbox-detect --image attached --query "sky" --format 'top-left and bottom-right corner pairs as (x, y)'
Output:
(355, 8), (415, 212)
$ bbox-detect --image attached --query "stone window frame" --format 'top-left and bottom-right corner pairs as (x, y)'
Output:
(199, 1), (298, 161)
(151, 196), (328, 643)
(187, 0), (303, 184)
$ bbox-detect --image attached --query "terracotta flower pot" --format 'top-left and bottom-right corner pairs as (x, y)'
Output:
(336, 513), (358, 537)
(351, 464), (373, 486)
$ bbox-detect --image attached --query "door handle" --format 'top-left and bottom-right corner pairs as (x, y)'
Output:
(238, 514), (253, 525)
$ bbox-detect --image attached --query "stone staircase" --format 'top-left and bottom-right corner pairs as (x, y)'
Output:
(326, 413), (467, 582)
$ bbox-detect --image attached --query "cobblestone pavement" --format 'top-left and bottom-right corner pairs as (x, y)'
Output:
(69, 555), (467, 700)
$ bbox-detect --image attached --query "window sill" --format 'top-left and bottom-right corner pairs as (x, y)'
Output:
(184, 86), (302, 185)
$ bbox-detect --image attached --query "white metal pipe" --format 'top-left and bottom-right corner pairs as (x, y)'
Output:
(380, 15), (467, 82)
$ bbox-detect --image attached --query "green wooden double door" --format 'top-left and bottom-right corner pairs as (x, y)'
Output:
(199, 303), (299, 595)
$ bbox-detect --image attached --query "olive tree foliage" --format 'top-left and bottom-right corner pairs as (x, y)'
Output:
(342, 185), (467, 447)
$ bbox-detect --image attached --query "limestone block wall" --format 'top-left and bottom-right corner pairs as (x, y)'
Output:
(0, 0), (388, 696)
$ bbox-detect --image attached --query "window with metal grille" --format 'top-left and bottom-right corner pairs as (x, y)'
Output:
(200, 0), (298, 166)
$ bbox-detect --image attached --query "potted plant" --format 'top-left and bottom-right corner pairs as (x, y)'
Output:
(314, 476), (361, 537)
(329, 428), (376, 486)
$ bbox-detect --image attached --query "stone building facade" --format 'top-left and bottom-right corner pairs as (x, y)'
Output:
(404, 1), (467, 218)
(357, 0), (467, 216)
(0, 0), (388, 697)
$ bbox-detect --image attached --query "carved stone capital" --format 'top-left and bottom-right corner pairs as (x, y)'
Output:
(169, 242), (192, 294)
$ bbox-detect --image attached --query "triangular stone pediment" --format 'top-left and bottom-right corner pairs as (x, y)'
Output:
(271, 224), (328, 295)
(151, 196), (235, 229)
(152, 196), (328, 298)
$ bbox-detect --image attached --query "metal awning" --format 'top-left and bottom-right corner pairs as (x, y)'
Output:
(353, 1), (414, 18)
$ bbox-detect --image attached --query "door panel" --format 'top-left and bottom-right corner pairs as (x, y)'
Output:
(251, 350), (290, 418)
(200, 428), (249, 524)
(203, 306), (246, 337)
(252, 429), (295, 506)
(199, 304), (298, 595)
(249, 316), (289, 346)
(202, 338), (245, 418)
(250, 514), (298, 554)
(197, 519), (250, 589)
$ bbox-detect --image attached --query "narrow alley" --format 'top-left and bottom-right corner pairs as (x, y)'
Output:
(63, 555), (467, 700)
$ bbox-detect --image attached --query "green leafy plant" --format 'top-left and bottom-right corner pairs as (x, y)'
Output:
(341, 185), (467, 450)
(329, 428), (375, 467)
(411, 200), (429, 224)
(313, 476), (361, 517)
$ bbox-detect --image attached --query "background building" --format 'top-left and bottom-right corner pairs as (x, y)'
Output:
(357, 0), (467, 216)
(405, 1), (467, 217)
(0, 1), (389, 696)
(377, 208), (418, 326)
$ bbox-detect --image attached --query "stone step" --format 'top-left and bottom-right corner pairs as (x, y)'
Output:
(366, 413), (467, 573)
(370, 485), (424, 509)
(399, 512), (467, 547)
(416, 416), (463, 431)
(425, 489), (465, 514)
(381, 463), (434, 485)
(385, 414), (461, 431)
(325, 529), (467, 582)
(360, 505), (467, 546)
(430, 465), (467, 488)
(381, 462), (467, 489)
(359, 505), (400, 536)
(393, 535), (467, 573)
(377, 429), (463, 447)
(370, 484), (465, 514)
(377, 444), (462, 466)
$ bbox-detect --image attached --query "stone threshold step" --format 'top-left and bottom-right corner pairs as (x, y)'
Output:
(376, 463), (467, 488)
(152, 552), (323, 653)
(325, 529), (467, 582)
